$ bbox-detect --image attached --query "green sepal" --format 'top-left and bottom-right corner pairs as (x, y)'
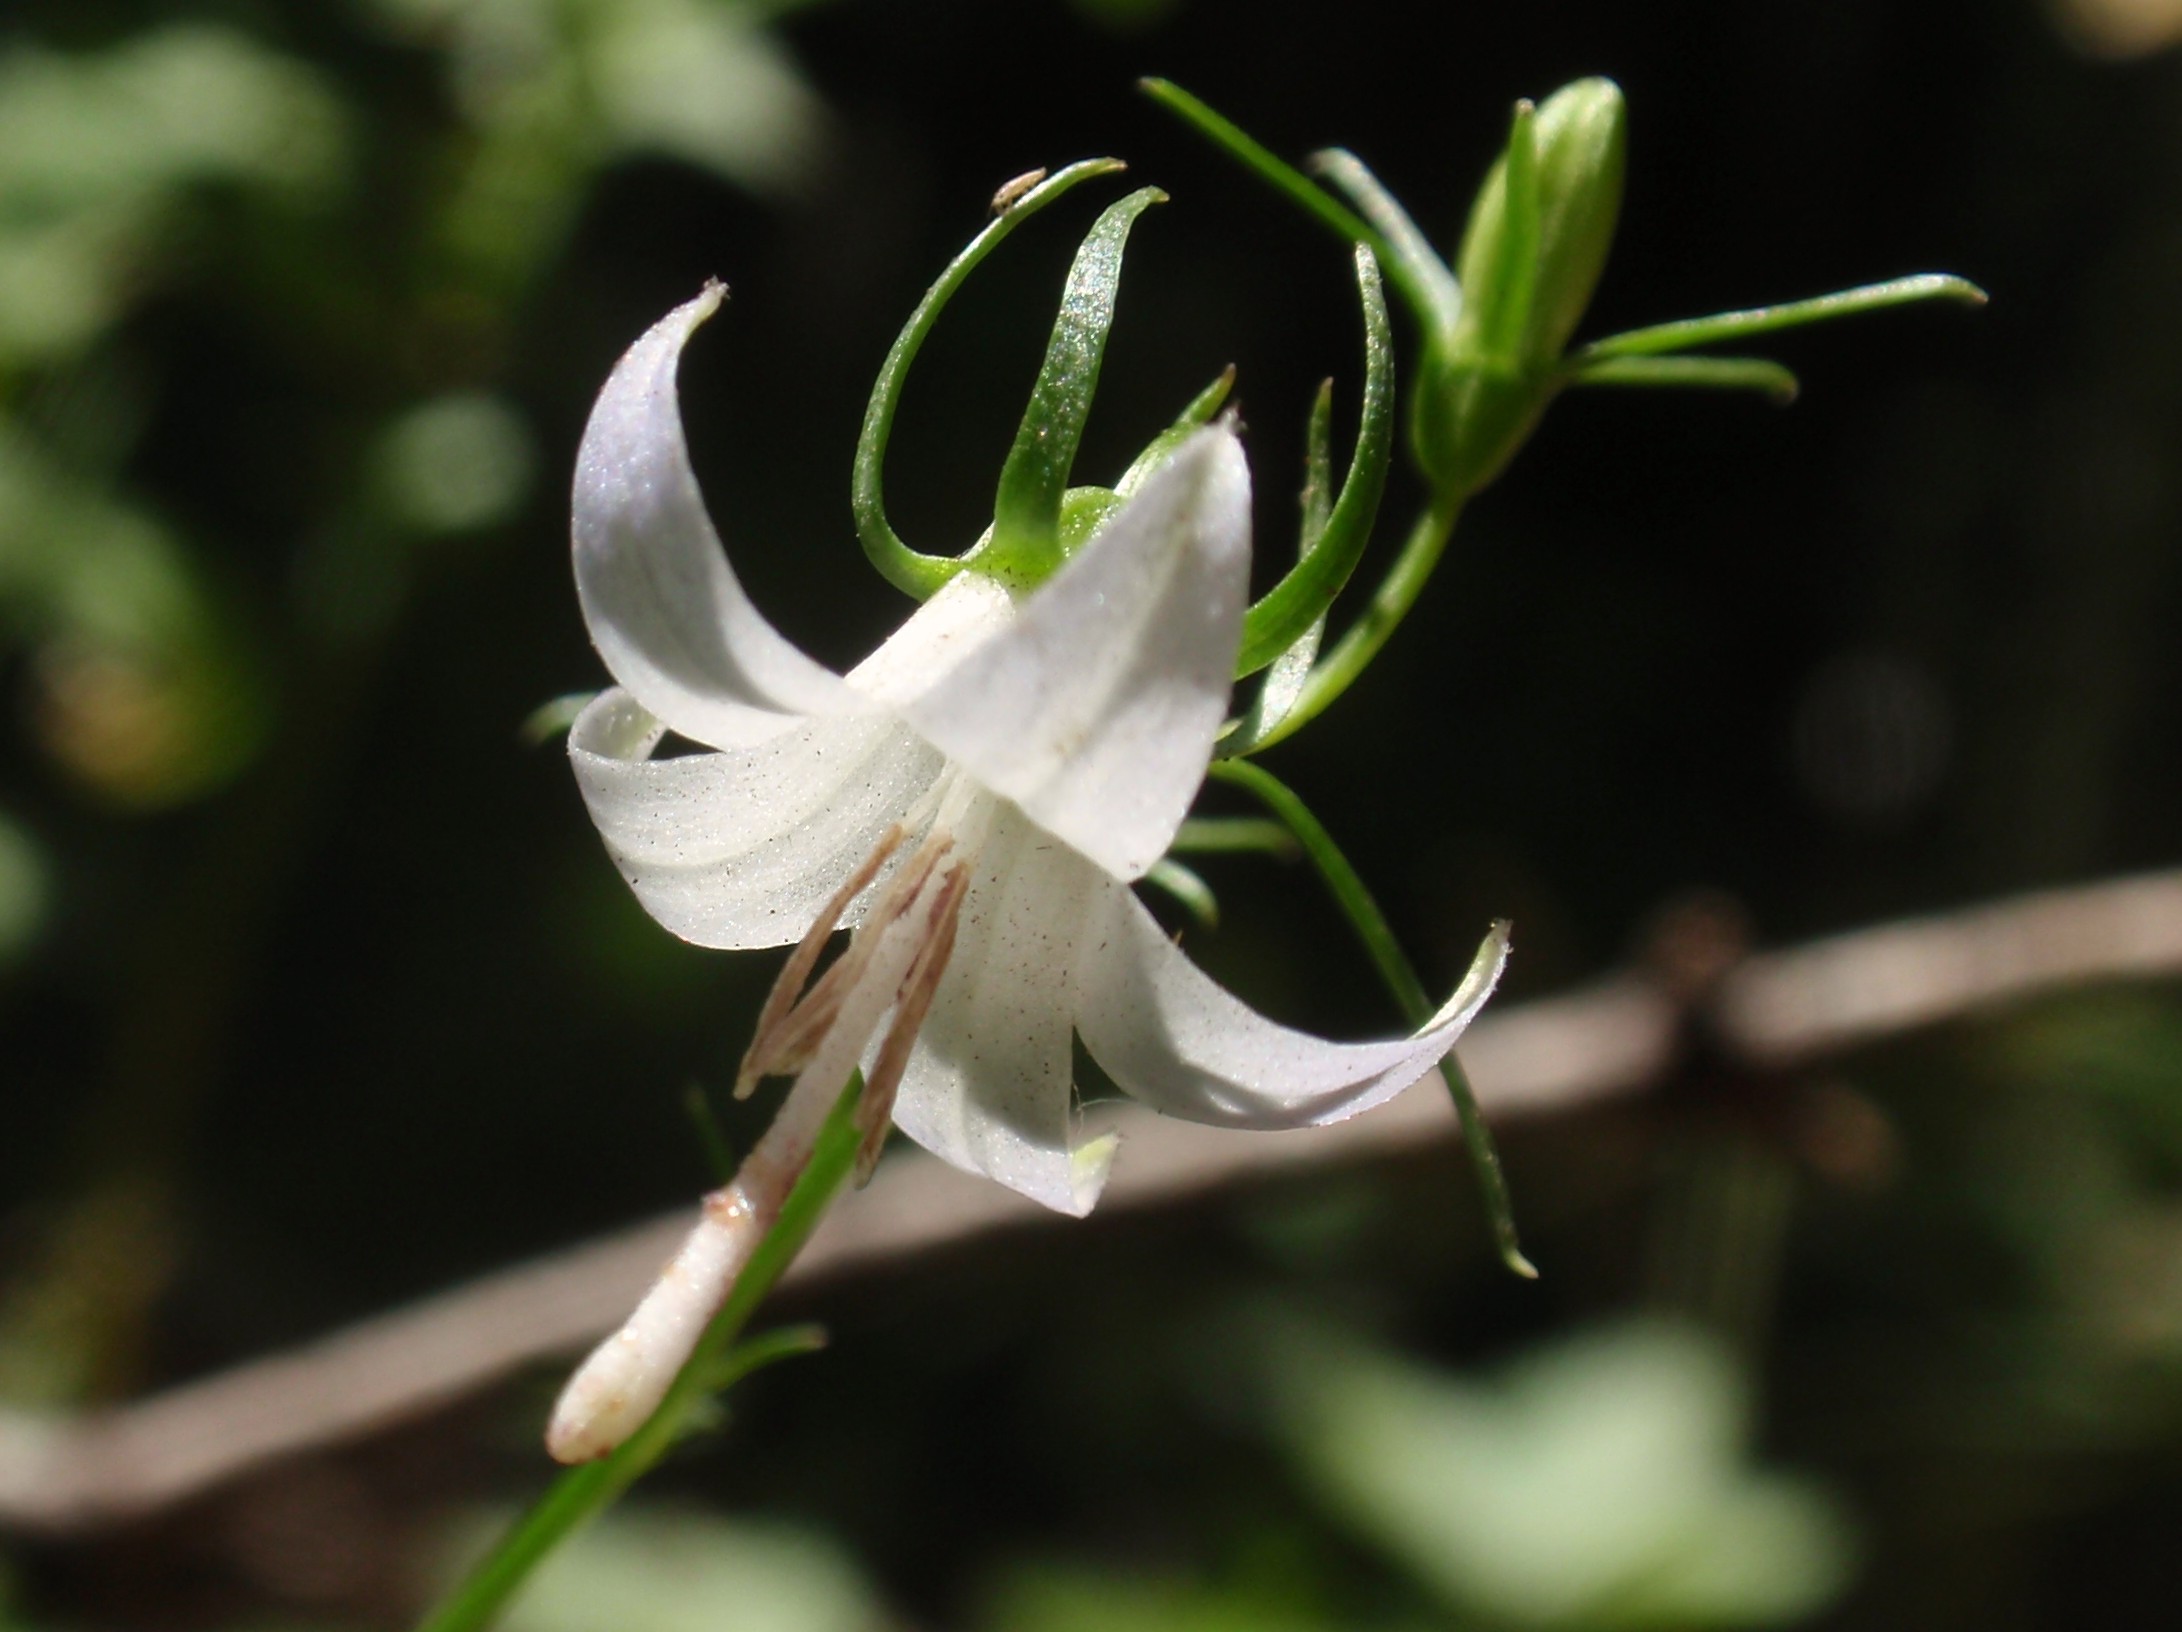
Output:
(1457, 79), (1626, 368)
(984, 185), (1166, 585)
(1116, 366), (1236, 496)
(1418, 79), (1627, 495)
(1410, 349), (1549, 497)
(853, 158), (1126, 599)
(1058, 485), (1125, 551)
(1136, 79), (1383, 259)
(1455, 99), (1543, 365)
(1221, 378), (1333, 757)
(1309, 148), (1461, 336)
(1233, 244), (1394, 678)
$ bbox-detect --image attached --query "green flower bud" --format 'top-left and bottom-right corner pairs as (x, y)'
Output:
(1417, 78), (1627, 495)
(1456, 77), (1626, 368)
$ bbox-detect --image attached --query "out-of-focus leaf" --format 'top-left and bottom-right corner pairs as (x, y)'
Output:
(0, 430), (267, 805)
(0, 24), (343, 207)
(0, 813), (48, 963)
(374, 393), (538, 535)
(475, 1506), (886, 1632)
(581, 0), (825, 192)
(984, 1565), (1333, 1632)
(1271, 1321), (1856, 1629)
(0, 25), (344, 366)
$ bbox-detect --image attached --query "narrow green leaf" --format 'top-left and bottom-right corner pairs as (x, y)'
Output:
(1569, 353), (1800, 402)
(987, 185), (1166, 583)
(1575, 273), (1989, 362)
(853, 158), (1126, 598)
(1232, 245), (1393, 679)
(1207, 760), (1535, 1280)
(695, 1323), (828, 1393)
(1308, 148), (1461, 334)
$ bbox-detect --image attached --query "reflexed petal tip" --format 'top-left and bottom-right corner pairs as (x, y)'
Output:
(902, 425), (1252, 881)
(572, 284), (859, 749)
(1076, 903), (1511, 1131)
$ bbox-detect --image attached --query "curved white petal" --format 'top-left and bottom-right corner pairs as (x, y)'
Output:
(887, 800), (1119, 1215)
(569, 688), (946, 950)
(573, 285), (860, 748)
(900, 426), (1251, 881)
(1076, 894), (1511, 1129)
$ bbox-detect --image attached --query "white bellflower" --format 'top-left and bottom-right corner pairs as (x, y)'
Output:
(548, 286), (1505, 1460)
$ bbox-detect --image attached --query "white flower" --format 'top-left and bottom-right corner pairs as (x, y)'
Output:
(546, 285), (1506, 1460)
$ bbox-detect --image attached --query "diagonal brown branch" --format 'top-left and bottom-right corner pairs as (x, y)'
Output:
(3, 866), (2179, 1534)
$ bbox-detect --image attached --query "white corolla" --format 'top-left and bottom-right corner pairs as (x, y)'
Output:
(548, 285), (1505, 1459)
(571, 281), (1507, 1211)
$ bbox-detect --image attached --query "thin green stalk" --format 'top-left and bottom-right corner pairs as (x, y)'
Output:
(1138, 79), (1458, 342)
(1169, 815), (1299, 858)
(1205, 760), (1535, 1279)
(1231, 480), (1464, 755)
(1137, 79), (1382, 255)
(415, 1081), (866, 1632)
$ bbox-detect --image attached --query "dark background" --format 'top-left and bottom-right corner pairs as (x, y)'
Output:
(2, 0), (2179, 1626)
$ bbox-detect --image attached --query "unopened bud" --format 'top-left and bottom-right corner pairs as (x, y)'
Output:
(1457, 77), (1626, 367)
(1418, 78), (1628, 495)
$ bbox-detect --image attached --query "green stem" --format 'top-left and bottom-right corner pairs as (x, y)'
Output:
(1137, 79), (1382, 251)
(1137, 79), (1458, 340)
(414, 1082), (866, 1632)
(1205, 761), (1534, 1279)
(1229, 480), (1464, 755)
